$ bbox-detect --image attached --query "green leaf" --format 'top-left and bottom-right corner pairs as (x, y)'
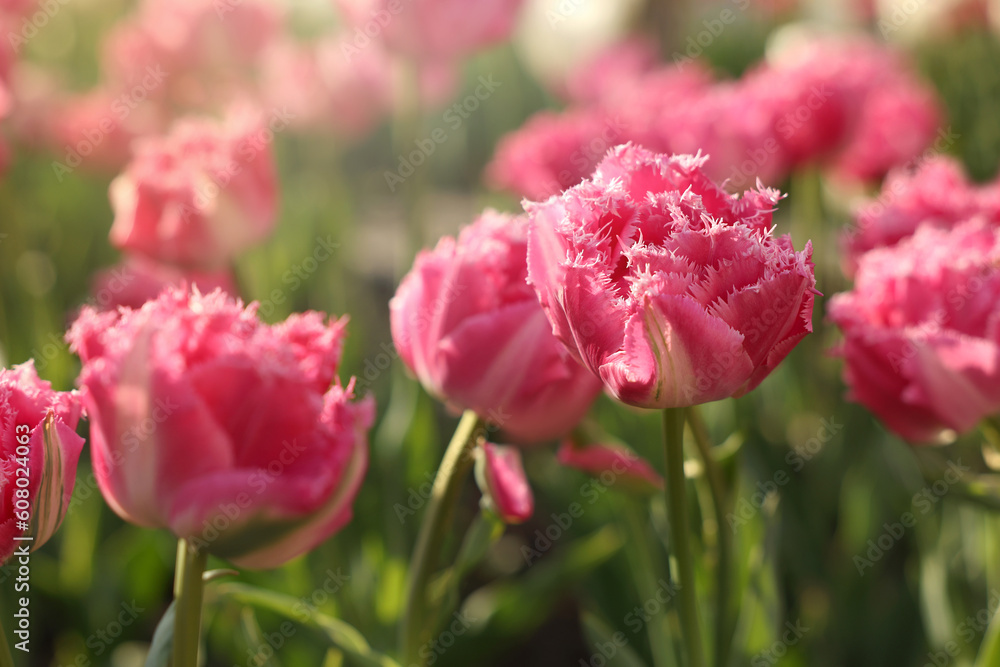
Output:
(974, 594), (1000, 667)
(217, 583), (400, 667)
(143, 601), (175, 667)
(581, 611), (650, 667)
(430, 511), (505, 626)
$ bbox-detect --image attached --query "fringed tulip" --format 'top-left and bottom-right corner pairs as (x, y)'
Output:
(67, 288), (372, 569)
(0, 362), (84, 564)
(843, 157), (1000, 275)
(526, 144), (816, 408)
(830, 219), (1000, 443)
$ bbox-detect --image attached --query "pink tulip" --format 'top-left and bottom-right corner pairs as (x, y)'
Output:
(390, 210), (603, 444)
(526, 144), (816, 409)
(334, 0), (526, 59)
(109, 110), (278, 269)
(761, 34), (943, 183)
(0, 362), (85, 564)
(102, 0), (282, 113)
(842, 157), (1000, 275)
(259, 36), (393, 139)
(67, 288), (373, 569)
(486, 109), (631, 201)
(48, 89), (168, 173)
(560, 37), (660, 105)
(475, 443), (533, 523)
(91, 254), (237, 311)
(830, 219), (1000, 443)
(557, 440), (663, 494)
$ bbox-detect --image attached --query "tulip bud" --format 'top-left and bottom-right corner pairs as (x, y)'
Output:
(475, 443), (533, 524)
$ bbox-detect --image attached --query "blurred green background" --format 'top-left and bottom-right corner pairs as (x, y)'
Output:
(3, 1), (1000, 666)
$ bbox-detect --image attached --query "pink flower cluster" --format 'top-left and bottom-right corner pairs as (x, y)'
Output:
(488, 34), (942, 200)
(394, 144), (816, 519)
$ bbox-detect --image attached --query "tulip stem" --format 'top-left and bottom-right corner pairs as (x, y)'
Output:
(172, 539), (208, 666)
(687, 407), (734, 667)
(0, 615), (14, 667)
(401, 410), (484, 666)
(663, 407), (705, 667)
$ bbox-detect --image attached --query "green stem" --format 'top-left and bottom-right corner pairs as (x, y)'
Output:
(172, 539), (208, 666)
(0, 614), (15, 667)
(401, 410), (484, 666)
(687, 408), (734, 667)
(663, 408), (706, 667)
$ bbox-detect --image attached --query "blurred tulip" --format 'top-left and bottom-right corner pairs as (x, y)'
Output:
(526, 144), (816, 408)
(830, 219), (1000, 443)
(335, 0), (526, 59)
(67, 288), (372, 569)
(109, 110), (279, 268)
(91, 254), (237, 311)
(842, 156), (1000, 275)
(390, 210), (603, 444)
(0, 361), (85, 564)
(557, 439), (663, 494)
